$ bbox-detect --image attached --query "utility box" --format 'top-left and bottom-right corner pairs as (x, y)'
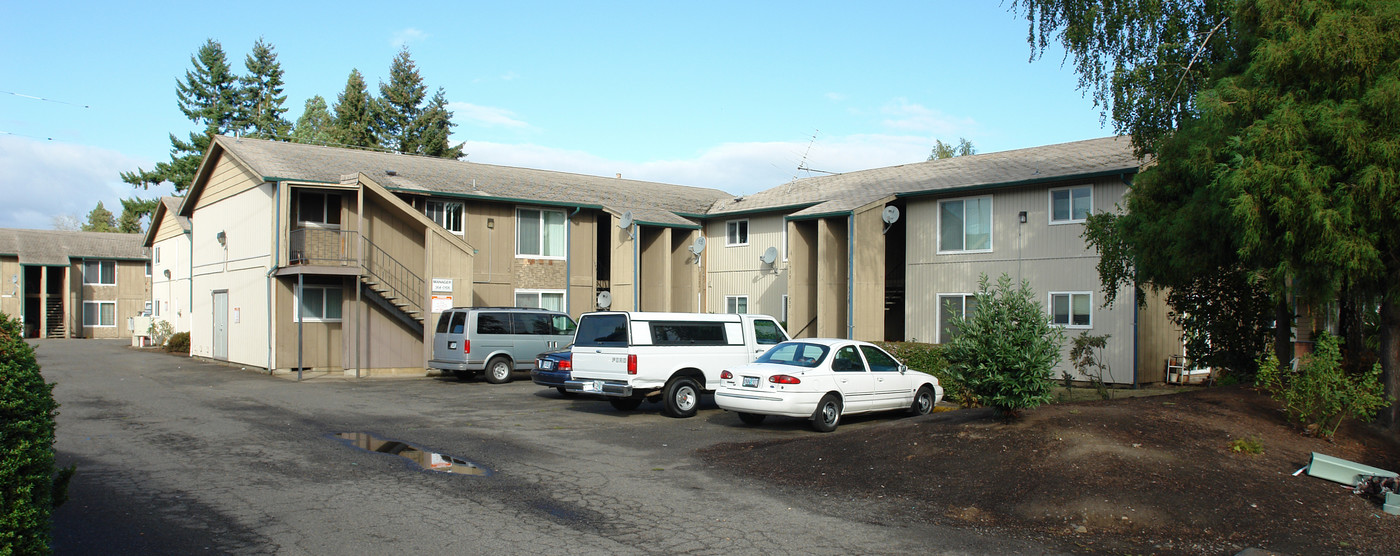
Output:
(1307, 452), (1398, 486)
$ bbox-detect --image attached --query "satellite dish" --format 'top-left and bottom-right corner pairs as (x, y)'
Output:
(759, 246), (778, 265)
(597, 291), (612, 309)
(617, 211), (634, 230)
(882, 206), (901, 224)
(690, 236), (707, 255)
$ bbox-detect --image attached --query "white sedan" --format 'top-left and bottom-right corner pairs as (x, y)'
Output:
(714, 339), (943, 432)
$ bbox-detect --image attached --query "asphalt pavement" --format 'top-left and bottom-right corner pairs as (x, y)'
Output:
(40, 339), (1051, 555)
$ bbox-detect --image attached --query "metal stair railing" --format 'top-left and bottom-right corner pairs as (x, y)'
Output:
(360, 236), (424, 319)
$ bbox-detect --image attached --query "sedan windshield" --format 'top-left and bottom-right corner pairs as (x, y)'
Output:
(755, 342), (830, 367)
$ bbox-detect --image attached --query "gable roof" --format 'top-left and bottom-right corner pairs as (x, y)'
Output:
(202, 136), (732, 228)
(707, 136), (1142, 218)
(141, 196), (190, 248)
(0, 228), (149, 266)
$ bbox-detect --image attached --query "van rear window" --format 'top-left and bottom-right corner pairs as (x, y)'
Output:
(477, 313), (510, 334)
(576, 314), (628, 347)
(648, 322), (728, 346)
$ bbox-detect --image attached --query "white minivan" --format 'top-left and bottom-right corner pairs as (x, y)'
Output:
(565, 311), (788, 417)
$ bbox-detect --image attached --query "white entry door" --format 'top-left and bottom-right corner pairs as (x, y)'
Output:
(212, 291), (228, 360)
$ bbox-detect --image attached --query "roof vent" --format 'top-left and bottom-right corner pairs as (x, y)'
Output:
(385, 169), (398, 176)
(733, 196), (745, 203)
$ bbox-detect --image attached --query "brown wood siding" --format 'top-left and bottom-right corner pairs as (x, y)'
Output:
(274, 278), (344, 370)
(465, 203), (516, 286)
(851, 205), (885, 341)
(1137, 287), (1183, 382)
(567, 212), (598, 317)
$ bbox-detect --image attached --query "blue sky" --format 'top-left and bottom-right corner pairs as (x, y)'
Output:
(0, 1), (1111, 230)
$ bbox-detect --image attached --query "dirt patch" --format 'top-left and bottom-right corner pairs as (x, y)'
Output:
(699, 386), (1400, 555)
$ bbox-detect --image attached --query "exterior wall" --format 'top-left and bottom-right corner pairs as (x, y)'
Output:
(669, 228), (700, 313)
(0, 256), (19, 322)
(465, 203), (516, 306)
(787, 220), (818, 337)
(567, 212), (599, 317)
(74, 259), (150, 339)
(151, 224), (192, 334)
(1137, 287), (1183, 383)
(816, 218), (849, 338)
(703, 213), (787, 320)
(189, 162), (273, 366)
(275, 277), (345, 370)
(639, 227), (672, 311)
(851, 204), (886, 342)
(609, 219), (637, 311)
(904, 176), (1140, 383)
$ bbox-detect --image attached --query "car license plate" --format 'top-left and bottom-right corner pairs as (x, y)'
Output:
(742, 376), (759, 388)
(539, 360), (553, 370)
(582, 381), (602, 393)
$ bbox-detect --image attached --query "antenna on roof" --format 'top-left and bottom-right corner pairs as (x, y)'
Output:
(794, 129), (840, 179)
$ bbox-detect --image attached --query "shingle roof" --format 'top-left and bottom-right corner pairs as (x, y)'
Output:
(0, 228), (149, 265)
(707, 136), (1142, 218)
(214, 136), (731, 228)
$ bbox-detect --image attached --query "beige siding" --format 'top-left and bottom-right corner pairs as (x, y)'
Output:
(74, 259), (150, 339)
(275, 278), (344, 370)
(189, 182), (275, 364)
(609, 218), (636, 311)
(567, 213), (599, 317)
(465, 203), (517, 287)
(816, 218), (849, 338)
(196, 153), (264, 210)
(1137, 287), (1183, 383)
(669, 229), (699, 312)
(0, 256), (19, 324)
(788, 220), (818, 337)
(703, 213), (788, 318)
(153, 208), (186, 243)
(851, 205), (885, 342)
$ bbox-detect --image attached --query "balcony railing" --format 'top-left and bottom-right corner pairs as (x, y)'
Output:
(287, 227), (423, 318)
(289, 227), (356, 267)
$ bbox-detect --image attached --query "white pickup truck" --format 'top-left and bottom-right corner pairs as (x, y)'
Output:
(565, 311), (789, 418)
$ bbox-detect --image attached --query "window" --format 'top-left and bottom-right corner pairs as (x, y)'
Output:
(295, 190), (342, 226)
(832, 346), (866, 372)
(860, 345), (900, 372)
(153, 298), (160, 317)
(937, 294), (979, 343)
(154, 246), (161, 264)
(726, 219), (748, 246)
(1050, 292), (1092, 327)
(1050, 186), (1093, 224)
(295, 285), (343, 321)
(83, 260), (116, 285)
(725, 295), (748, 314)
(753, 319), (785, 345)
(477, 313), (509, 334)
(425, 200), (464, 234)
(517, 208), (566, 258)
(755, 342), (828, 367)
(83, 301), (115, 327)
(576, 314), (628, 347)
(781, 294), (789, 324)
(515, 290), (565, 312)
(145, 262), (151, 277)
(938, 196), (992, 253)
(649, 322), (728, 346)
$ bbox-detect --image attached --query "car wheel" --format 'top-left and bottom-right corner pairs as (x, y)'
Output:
(662, 377), (701, 418)
(811, 394), (842, 432)
(609, 397), (643, 411)
(909, 386), (935, 416)
(485, 357), (513, 384)
(556, 386), (577, 398)
(737, 412), (766, 426)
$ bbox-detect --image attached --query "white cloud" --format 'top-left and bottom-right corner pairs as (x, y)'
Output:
(391, 28), (428, 49)
(879, 97), (977, 136)
(461, 132), (934, 196)
(825, 92), (847, 102)
(449, 102), (533, 130)
(0, 136), (176, 230)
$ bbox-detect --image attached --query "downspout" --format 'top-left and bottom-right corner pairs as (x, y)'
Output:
(1132, 280), (1140, 389)
(846, 213), (854, 340)
(633, 225), (640, 311)
(267, 182), (280, 375)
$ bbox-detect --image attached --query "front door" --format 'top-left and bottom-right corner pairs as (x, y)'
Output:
(212, 291), (228, 360)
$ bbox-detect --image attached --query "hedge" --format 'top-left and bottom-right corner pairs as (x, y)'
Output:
(0, 312), (67, 555)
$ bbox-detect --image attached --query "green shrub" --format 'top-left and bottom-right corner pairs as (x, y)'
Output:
(147, 320), (174, 347)
(1, 312), (69, 555)
(1229, 436), (1264, 455)
(940, 274), (1065, 418)
(164, 332), (190, 354)
(874, 340), (971, 406)
(1255, 332), (1392, 439)
(1069, 332), (1112, 400)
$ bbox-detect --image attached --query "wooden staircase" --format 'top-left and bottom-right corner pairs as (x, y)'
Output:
(359, 238), (425, 329)
(45, 298), (65, 338)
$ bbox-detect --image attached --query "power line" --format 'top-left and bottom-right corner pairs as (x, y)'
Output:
(0, 130), (53, 141)
(1, 90), (90, 108)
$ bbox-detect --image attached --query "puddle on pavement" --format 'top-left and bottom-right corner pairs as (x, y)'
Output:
(334, 432), (491, 476)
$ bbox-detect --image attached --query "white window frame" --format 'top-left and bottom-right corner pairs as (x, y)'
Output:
(936, 293), (977, 344)
(1049, 291), (1093, 328)
(145, 262), (151, 277)
(425, 200), (464, 235)
(154, 246), (161, 264)
(725, 219), (749, 247)
(725, 295), (748, 314)
(294, 285), (343, 322)
(936, 196), (993, 254)
(83, 300), (116, 327)
(83, 259), (116, 285)
(515, 207), (567, 259)
(781, 294), (789, 323)
(514, 289), (566, 312)
(1049, 185), (1093, 225)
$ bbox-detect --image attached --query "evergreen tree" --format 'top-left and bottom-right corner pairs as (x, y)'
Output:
(81, 202), (118, 233)
(120, 39), (240, 192)
(238, 37), (291, 140)
(375, 48), (427, 154)
(416, 88), (465, 159)
(291, 95), (336, 146)
(927, 138), (975, 161)
(117, 197), (159, 234)
(331, 69), (379, 149)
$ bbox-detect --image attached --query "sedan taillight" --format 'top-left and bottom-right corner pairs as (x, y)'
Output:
(720, 370), (733, 379)
(769, 375), (801, 384)
(559, 359), (571, 371)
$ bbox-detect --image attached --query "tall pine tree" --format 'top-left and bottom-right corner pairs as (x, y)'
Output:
(375, 48), (427, 154)
(238, 37), (291, 140)
(117, 197), (160, 233)
(332, 69), (380, 149)
(417, 88), (465, 159)
(120, 39), (241, 192)
(81, 202), (118, 233)
(291, 96), (336, 146)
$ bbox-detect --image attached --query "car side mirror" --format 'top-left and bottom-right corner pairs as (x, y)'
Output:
(899, 364), (907, 374)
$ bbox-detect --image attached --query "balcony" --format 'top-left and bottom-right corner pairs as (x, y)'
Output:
(289, 227), (357, 267)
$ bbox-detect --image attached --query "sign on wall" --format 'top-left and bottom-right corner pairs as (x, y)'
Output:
(431, 278), (453, 293)
(431, 295), (453, 313)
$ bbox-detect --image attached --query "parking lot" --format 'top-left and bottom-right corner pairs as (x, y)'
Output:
(41, 339), (1046, 555)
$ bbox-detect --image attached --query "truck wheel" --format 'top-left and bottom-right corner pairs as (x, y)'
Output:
(609, 397), (643, 411)
(485, 357), (513, 384)
(737, 412), (766, 426)
(909, 386), (935, 416)
(663, 377), (701, 418)
(811, 394), (842, 432)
